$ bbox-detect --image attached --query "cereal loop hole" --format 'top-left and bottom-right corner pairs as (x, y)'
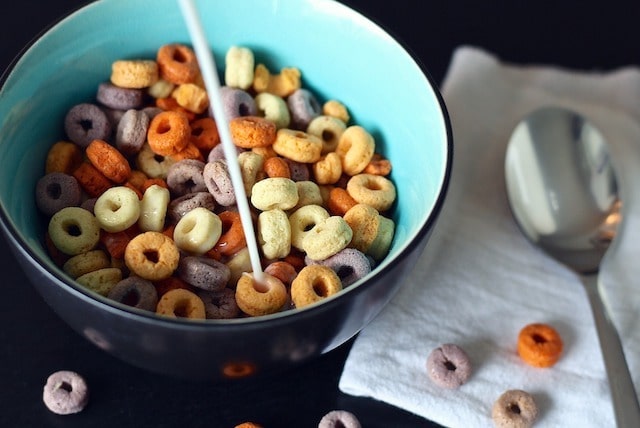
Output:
(64, 222), (82, 237)
(172, 49), (189, 63)
(532, 333), (546, 344)
(321, 130), (335, 142)
(444, 360), (457, 371)
(47, 183), (62, 199)
(313, 278), (331, 297)
(80, 119), (93, 131)
(143, 249), (159, 263)
(509, 403), (522, 414)
(122, 290), (140, 306)
(59, 381), (73, 393)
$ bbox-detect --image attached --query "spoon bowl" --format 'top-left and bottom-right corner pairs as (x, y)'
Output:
(505, 106), (640, 427)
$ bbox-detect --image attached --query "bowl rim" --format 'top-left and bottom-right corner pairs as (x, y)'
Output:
(0, 0), (454, 328)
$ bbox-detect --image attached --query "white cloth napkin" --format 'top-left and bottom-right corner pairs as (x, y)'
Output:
(339, 45), (640, 427)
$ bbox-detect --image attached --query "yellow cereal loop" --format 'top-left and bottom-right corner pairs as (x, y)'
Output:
(307, 115), (346, 154)
(225, 46), (255, 90)
(292, 180), (323, 210)
(252, 63), (301, 97)
(346, 173), (397, 212)
(48, 207), (101, 256)
(251, 177), (299, 211)
(110, 59), (159, 89)
(136, 143), (176, 179)
(173, 207), (222, 254)
(312, 152), (342, 185)
(343, 203), (395, 260)
(257, 209), (291, 260)
(368, 214), (395, 261)
(171, 83), (209, 114)
(63, 249), (111, 279)
(255, 92), (290, 129)
(138, 184), (170, 232)
(272, 129), (323, 163)
(235, 272), (288, 317)
(301, 216), (352, 261)
(322, 99), (350, 124)
(76, 267), (123, 296)
(288, 204), (329, 250)
(238, 151), (264, 196)
(156, 288), (206, 320)
(94, 186), (141, 233)
(335, 125), (375, 176)
(45, 140), (82, 174)
(226, 247), (252, 287)
(291, 265), (342, 308)
(124, 231), (180, 281)
(148, 78), (175, 99)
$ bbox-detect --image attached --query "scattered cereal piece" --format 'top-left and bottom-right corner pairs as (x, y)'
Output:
(318, 410), (361, 428)
(42, 370), (89, 415)
(491, 389), (538, 428)
(517, 323), (563, 368)
(426, 343), (472, 389)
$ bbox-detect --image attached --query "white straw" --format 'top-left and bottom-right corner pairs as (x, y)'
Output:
(178, 0), (265, 284)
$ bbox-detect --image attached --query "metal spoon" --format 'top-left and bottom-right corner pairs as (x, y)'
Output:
(504, 106), (640, 427)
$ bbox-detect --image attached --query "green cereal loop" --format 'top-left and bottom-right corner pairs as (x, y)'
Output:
(76, 267), (122, 296)
(48, 207), (101, 256)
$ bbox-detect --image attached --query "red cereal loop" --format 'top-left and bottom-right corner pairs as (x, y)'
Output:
(100, 230), (131, 259)
(72, 161), (113, 197)
(147, 111), (190, 156)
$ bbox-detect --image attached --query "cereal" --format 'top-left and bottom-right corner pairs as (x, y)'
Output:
(203, 159), (236, 206)
(110, 59), (159, 89)
(156, 288), (206, 320)
(100, 230), (131, 259)
(322, 99), (350, 124)
(426, 343), (472, 389)
(264, 261), (297, 287)
(48, 207), (101, 256)
(363, 153), (392, 176)
(291, 265), (342, 308)
(251, 177), (299, 211)
(197, 288), (240, 319)
(263, 155), (290, 179)
(96, 82), (145, 110)
(86, 139), (132, 184)
(288, 204), (330, 251)
(35, 172), (82, 216)
(116, 109), (150, 155)
(156, 43), (199, 85)
(190, 117), (220, 151)
(492, 389), (538, 428)
(252, 63), (301, 97)
(226, 247), (252, 286)
(318, 410), (361, 428)
(343, 203), (394, 261)
(238, 151), (265, 195)
(213, 210), (246, 257)
(306, 248), (371, 287)
(167, 191), (216, 223)
(327, 187), (357, 216)
(257, 209), (291, 259)
(42, 370), (89, 415)
(312, 152), (342, 185)
(166, 159), (207, 197)
(287, 88), (322, 130)
(225, 46), (255, 90)
(136, 143), (176, 178)
(107, 276), (158, 311)
(124, 231), (180, 281)
(301, 216), (352, 261)
(335, 125), (375, 176)
(517, 323), (563, 368)
(138, 184), (170, 232)
(64, 103), (112, 148)
(147, 110), (191, 156)
(76, 267), (123, 296)
(292, 180), (323, 210)
(346, 173), (396, 212)
(307, 115), (346, 154)
(230, 116), (277, 148)
(171, 83), (209, 114)
(220, 86), (258, 120)
(173, 207), (222, 254)
(272, 128), (323, 163)
(255, 92), (290, 129)
(45, 141), (82, 174)
(94, 186), (141, 233)
(235, 272), (288, 316)
(63, 249), (111, 279)
(178, 256), (230, 292)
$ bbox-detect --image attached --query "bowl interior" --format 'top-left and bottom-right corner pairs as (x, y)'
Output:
(0, 0), (450, 318)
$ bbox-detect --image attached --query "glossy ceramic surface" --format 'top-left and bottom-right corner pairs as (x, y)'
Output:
(0, 0), (452, 379)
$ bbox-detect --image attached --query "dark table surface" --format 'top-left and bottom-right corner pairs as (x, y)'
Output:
(1, 1), (637, 427)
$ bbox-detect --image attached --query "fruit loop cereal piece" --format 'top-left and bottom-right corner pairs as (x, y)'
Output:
(363, 153), (392, 176)
(45, 141), (82, 174)
(156, 96), (197, 121)
(156, 288), (206, 319)
(264, 261), (297, 287)
(327, 187), (357, 216)
(116, 109), (150, 155)
(229, 116), (277, 149)
(97, 82), (145, 110)
(156, 43), (199, 85)
(307, 115), (346, 154)
(336, 125), (375, 176)
(147, 110), (190, 156)
(42, 370), (89, 415)
(124, 231), (180, 280)
(226, 247), (252, 286)
(492, 389), (538, 428)
(48, 207), (101, 256)
(64, 103), (112, 148)
(307, 248), (371, 287)
(110, 59), (158, 89)
(302, 216), (352, 261)
(344, 204), (394, 261)
(288, 204), (330, 250)
(86, 139), (132, 184)
(252, 63), (301, 98)
(197, 288), (240, 319)
(291, 265), (342, 308)
(251, 145), (277, 160)
(235, 272), (288, 316)
(203, 160), (237, 206)
(76, 267), (122, 296)
(517, 323), (563, 368)
(251, 177), (299, 211)
(426, 343), (472, 389)
(293, 180), (323, 210)
(136, 143), (176, 178)
(166, 159), (207, 197)
(148, 78), (175, 99)
(220, 86), (258, 120)
(207, 143), (242, 163)
(318, 410), (361, 428)
(73, 162), (113, 198)
(178, 256), (231, 291)
(238, 151), (265, 195)
(35, 172), (82, 216)
(167, 191), (216, 223)
(235, 422), (263, 428)
(93, 186), (141, 233)
(257, 209), (291, 259)
(313, 152), (342, 185)
(139, 184), (170, 232)
(225, 46), (255, 90)
(347, 173), (397, 212)
(213, 210), (246, 257)
(287, 88), (322, 130)
(255, 92), (290, 129)
(322, 99), (350, 124)
(172, 83), (209, 114)
(284, 158), (310, 181)
(62, 249), (111, 279)
(190, 117), (220, 151)
(173, 207), (222, 254)
(263, 156), (291, 179)
(272, 129), (323, 164)
(107, 276), (158, 311)
(100, 230), (131, 259)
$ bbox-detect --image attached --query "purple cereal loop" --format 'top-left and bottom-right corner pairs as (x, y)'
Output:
(116, 109), (150, 155)
(177, 256), (231, 291)
(107, 276), (158, 312)
(287, 88), (321, 130)
(64, 103), (112, 148)
(220, 86), (257, 119)
(203, 160), (236, 206)
(167, 191), (216, 223)
(96, 82), (145, 110)
(426, 343), (472, 389)
(306, 248), (371, 287)
(207, 143), (243, 163)
(197, 288), (240, 319)
(284, 158), (310, 182)
(166, 159), (207, 197)
(318, 410), (361, 428)
(42, 370), (89, 415)
(35, 172), (82, 216)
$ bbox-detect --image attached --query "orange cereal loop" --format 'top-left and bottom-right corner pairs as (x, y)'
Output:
(124, 231), (180, 281)
(363, 153), (392, 176)
(517, 323), (563, 368)
(263, 156), (291, 179)
(162, 224), (176, 239)
(45, 141), (82, 174)
(147, 111), (190, 156)
(100, 230), (131, 259)
(264, 261), (297, 287)
(141, 177), (168, 193)
(170, 141), (204, 162)
(229, 116), (277, 149)
(235, 423), (263, 428)
(155, 97), (196, 121)
(283, 248), (306, 272)
(153, 275), (194, 297)
(212, 210), (246, 257)
(72, 161), (113, 197)
(123, 182), (144, 199)
(86, 139), (132, 184)
(327, 187), (357, 216)
(127, 169), (148, 190)
(190, 117), (220, 150)
(156, 43), (199, 85)
(156, 288), (205, 320)
(252, 145), (278, 160)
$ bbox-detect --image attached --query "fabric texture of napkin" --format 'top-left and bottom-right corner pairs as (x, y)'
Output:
(339, 45), (640, 427)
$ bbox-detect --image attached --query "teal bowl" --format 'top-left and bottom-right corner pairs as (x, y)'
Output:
(0, 0), (451, 380)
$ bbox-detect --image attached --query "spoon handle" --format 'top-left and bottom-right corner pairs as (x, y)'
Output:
(582, 274), (640, 427)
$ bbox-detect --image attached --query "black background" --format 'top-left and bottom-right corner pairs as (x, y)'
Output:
(1, 1), (638, 427)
